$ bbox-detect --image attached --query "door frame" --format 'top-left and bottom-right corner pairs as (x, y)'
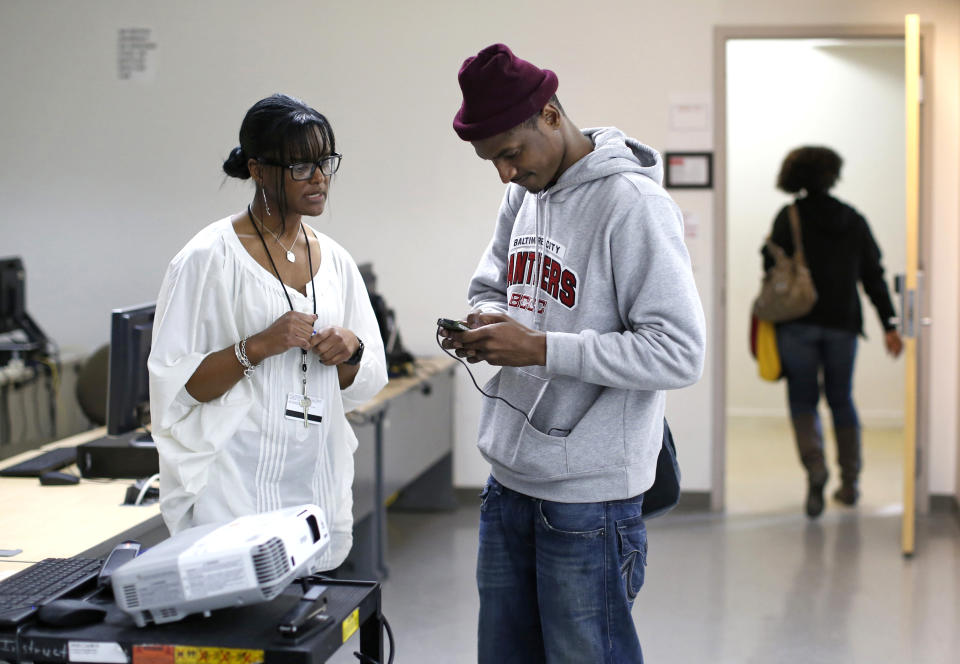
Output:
(711, 23), (934, 512)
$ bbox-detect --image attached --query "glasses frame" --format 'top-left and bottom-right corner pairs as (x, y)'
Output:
(259, 153), (342, 181)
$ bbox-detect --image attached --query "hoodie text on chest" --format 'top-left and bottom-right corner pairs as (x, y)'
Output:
(506, 250), (579, 309)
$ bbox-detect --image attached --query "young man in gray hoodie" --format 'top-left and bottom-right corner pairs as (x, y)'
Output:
(443, 43), (706, 663)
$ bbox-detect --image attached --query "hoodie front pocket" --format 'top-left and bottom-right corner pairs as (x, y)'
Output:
(476, 367), (567, 478)
(510, 419), (568, 478)
(563, 389), (628, 474)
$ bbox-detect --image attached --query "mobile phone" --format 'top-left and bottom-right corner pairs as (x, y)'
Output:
(98, 540), (141, 588)
(437, 318), (470, 332)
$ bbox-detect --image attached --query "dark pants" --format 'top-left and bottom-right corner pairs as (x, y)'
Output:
(476, 476), (647, 664)
(777, 322), (861, 483)
(777, 322), (859, 427)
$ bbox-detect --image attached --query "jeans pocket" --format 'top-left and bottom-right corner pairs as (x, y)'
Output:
(537, 500), (605, 538)
(616, 514), (648, 601)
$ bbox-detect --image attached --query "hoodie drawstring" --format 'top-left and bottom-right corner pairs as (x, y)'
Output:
(533, 191), (547, 330)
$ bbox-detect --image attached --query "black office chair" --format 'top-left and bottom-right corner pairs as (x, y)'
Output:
(75, 344), (109, 426)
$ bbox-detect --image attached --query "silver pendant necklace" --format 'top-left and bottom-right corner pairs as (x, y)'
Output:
(249, 207), (299, 263)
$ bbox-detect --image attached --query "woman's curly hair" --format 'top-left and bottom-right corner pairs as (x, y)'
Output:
(776, 146), (842, 194)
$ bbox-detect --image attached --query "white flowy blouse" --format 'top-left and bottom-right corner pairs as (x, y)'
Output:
(148, 218), (387, 570)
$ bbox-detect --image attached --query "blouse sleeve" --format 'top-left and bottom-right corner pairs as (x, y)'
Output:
(148, 238), (255, 532)
(335, 249), (389, 412)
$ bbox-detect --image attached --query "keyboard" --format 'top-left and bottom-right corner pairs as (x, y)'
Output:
(0, 447), (77, 478)
(0, 557), (103, 627)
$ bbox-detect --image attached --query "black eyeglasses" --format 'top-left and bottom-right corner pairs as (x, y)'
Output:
(259, 153), (342, 180)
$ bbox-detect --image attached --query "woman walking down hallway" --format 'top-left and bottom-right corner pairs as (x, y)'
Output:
(762, 146), (902, 518)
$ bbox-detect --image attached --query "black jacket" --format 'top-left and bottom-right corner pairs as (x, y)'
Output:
(762, 193), (897, 336)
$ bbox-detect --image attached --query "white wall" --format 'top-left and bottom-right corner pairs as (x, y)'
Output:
(726, 39), (906, 427)
(0, 0), (957, 496)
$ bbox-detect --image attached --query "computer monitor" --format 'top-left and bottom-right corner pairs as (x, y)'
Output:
(0, 257), (26, 335)
(357, 262), (376, 295)
(106, 302), (156, 442)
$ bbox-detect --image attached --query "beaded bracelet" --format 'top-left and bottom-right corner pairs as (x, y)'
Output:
(234, 338), (255, 378)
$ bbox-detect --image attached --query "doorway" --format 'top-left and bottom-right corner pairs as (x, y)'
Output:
(712, 25), (927, 518)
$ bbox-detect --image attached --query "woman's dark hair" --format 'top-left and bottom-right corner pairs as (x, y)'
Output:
(222, 93), (336, 227)
(776, 146), (842, 194)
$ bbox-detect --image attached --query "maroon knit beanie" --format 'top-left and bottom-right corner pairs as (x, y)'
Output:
(453, 43), (558, 141)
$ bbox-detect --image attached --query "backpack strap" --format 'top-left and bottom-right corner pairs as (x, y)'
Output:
(787, 204), (807, 266)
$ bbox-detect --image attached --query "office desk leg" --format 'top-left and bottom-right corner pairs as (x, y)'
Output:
(373, 409), (388, 580)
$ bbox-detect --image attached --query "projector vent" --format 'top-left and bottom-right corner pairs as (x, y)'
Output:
(261, 580), (287, 600)
(252, 537), (290, 587)
(121, 584), (140, 608)
(157, 607), (179, 620)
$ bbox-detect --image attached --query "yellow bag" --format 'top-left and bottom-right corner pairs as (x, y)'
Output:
(755, 319), (782, 381)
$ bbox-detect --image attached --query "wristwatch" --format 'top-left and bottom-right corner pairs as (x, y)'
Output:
(343, 338), (364, 366)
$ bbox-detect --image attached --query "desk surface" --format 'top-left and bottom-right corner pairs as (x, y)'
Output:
(0, 356), (456, 578)
(0, 427), (161, 577)
(349, 355), (455, 417)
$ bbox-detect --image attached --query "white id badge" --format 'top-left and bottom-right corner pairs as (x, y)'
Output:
(285, 393), (324, 427)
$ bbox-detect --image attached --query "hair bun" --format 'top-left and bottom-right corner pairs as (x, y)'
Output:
(222, 146), (251, 179)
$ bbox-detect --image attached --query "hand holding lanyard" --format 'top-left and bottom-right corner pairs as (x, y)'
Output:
(249, 205), (323, 428)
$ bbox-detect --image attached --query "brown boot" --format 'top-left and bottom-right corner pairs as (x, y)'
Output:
(833, 484), (859, 506)
(806, 469), (829, 517)
(833, 427), (861, 506)
(791, 414), (828, 518)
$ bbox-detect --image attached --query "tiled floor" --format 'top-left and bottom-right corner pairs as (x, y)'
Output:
(725, 416), (903, 516)
(330, 418), (960, 663)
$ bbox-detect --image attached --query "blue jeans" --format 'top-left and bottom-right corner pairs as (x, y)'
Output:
(477, 476), (647, 664)
(776, 322), (859, 429)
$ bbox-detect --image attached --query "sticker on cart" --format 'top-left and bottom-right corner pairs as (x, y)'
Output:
(133, 645), (264, 664)
(69, 641), (128, 663)
(342, 607), (360, 643)
(132, 645), (174, 664)
(174, 646), (264, 663)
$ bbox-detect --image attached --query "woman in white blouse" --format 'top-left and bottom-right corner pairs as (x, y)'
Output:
(148, 94), (388, 570)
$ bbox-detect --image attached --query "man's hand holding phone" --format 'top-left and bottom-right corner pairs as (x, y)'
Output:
(437, 312), (546, 367)
(437, 318), (471, 332)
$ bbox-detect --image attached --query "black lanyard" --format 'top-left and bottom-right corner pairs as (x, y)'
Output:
(248, 205), (317, 380)
(248, 204), (317, 315)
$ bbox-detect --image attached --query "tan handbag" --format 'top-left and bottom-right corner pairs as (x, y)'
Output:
(752, 204), (818, 323)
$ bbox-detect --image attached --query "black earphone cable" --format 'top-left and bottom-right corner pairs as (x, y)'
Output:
(435, 330), (533, 427)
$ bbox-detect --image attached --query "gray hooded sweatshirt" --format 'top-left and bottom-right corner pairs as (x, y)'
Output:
(468, 127), (706, 503)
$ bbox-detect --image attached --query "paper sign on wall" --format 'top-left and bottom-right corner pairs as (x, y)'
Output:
(118, 28), (158, 82)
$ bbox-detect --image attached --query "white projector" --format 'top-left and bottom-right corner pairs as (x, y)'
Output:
(111, 504), (330, 626)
